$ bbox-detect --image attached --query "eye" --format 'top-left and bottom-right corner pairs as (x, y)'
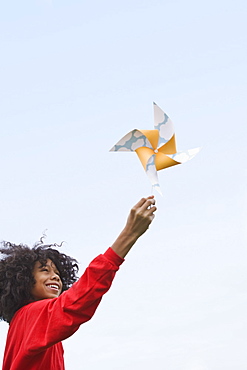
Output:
(41, 268), (49, 272)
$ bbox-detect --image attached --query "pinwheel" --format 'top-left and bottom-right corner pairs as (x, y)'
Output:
(110, 102), (200, 195)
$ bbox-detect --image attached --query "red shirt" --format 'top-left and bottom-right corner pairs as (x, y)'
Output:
(2, 248), (124, 370)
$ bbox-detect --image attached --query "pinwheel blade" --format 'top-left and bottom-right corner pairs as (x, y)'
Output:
(167, 147), (201, 163)
(110, 129), (153, 152)
(153, 102), (175, 148)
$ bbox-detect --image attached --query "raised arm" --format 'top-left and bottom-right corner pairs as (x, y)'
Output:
(111, 196), (157, 258)
(4, 197), (157, 360)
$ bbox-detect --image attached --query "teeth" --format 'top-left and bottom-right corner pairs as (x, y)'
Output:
(47, 285), (59, 290)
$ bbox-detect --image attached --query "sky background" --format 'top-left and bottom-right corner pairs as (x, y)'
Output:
(0, 0), (247, 369)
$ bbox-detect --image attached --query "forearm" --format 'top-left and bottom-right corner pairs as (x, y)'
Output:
(111, 228), (139, 258)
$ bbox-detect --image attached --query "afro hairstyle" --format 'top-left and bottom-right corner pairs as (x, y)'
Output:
(0, 241), (79, 323)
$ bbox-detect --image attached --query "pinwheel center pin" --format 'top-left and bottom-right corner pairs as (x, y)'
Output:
(154, 149), (158, 153)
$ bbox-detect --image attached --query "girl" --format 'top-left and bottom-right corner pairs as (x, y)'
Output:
(0, 196), (156, 370)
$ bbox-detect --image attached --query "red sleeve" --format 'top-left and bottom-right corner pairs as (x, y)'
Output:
(11, 248), (124, 355)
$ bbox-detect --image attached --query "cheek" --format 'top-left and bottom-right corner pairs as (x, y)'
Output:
(30, 277), (37, 292)
(31, 276), (44, 294)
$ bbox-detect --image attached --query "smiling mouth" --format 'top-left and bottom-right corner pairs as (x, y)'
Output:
(46, 284), (60, 291)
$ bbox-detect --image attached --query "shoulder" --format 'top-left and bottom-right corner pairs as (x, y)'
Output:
(11, 299), (54, 325)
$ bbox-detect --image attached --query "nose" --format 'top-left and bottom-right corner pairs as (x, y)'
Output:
(51, 272), (60, 282)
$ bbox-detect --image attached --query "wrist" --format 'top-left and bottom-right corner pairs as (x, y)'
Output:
(120, 227), (139, 244)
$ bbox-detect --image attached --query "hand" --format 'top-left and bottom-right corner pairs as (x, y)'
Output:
(124, 196), (157, 239)
(111, 196), (157, 258)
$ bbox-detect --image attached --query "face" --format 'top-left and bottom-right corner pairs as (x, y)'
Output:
(31, 258), (63, 300)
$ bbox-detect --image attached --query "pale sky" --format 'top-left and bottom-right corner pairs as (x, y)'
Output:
(0, 0), (247, 369)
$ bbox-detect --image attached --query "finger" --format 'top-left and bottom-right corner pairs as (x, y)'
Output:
(145, 205), (157, 215)
(145, 213), (156, 226)
(142, 207), (157, 221)
(139, 198), (156, 213)
(132, 196), (154, 211)
(132, 197), (148, 210)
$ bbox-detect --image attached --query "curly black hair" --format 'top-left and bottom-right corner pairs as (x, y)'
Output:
(0, 241), (79, 323)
